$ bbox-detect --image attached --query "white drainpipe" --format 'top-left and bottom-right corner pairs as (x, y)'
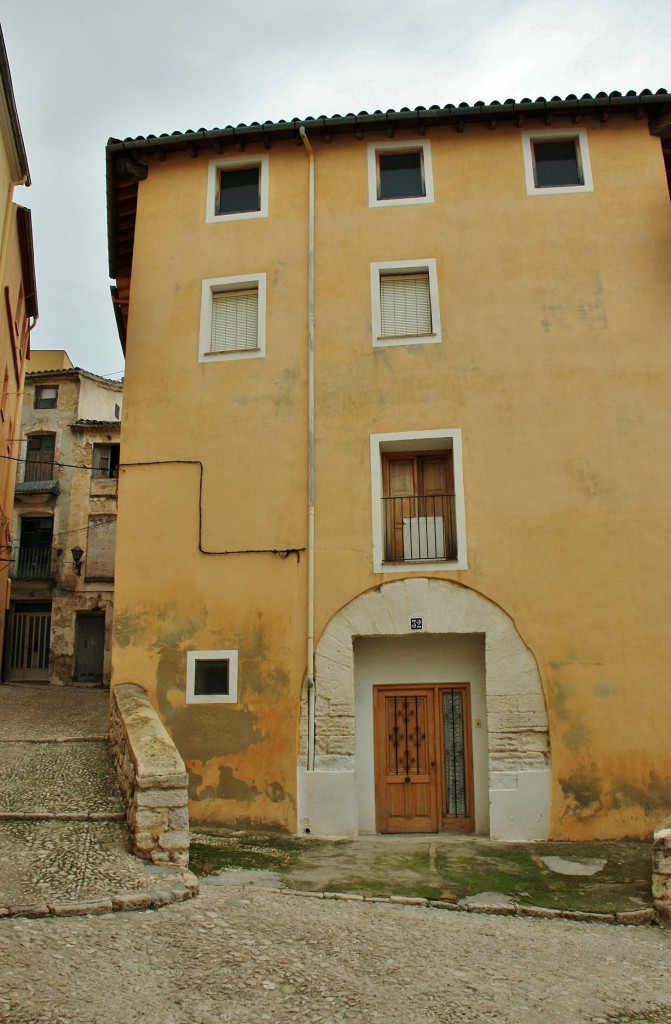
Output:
(300, 126), (316, 771)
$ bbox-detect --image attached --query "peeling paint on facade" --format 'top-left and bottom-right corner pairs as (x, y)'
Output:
(108, 96), (671, 840)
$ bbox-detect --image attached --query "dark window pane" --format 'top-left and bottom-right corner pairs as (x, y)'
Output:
(194, 659), (229, 696)
(533, 140), (582, 187)
(217, 167), (260, 214)
(379, 152), (424, 199)
(35, 386), (58, 409)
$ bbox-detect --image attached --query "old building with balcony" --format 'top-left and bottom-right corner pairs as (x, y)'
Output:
(7, 351), (122, 685)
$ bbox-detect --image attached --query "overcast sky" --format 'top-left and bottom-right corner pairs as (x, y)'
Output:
(2, 1), (669, 377)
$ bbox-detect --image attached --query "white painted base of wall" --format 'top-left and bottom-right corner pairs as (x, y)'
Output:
(296, 767), (358, 839)
(489, 769), (552, 841)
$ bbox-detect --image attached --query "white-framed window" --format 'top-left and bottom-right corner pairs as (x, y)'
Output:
(186, 649), (238, 704)
(370, 429), (467, 573)
(199, 274), (266, 363)
(367, 140), (434, 208)
(370, 259), (440, 348)
(521, 128), (594, 196)
(206, 153), (269, 223)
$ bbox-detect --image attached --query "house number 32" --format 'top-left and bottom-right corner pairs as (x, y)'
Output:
(410, 618), (423, 630)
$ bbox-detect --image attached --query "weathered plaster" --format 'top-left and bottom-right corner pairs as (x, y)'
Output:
(298, 578), (551, 841)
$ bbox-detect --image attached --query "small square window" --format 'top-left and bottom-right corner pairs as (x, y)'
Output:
(186, 650), (238, 704)
(194, 659), (229, 696)
(522, 129), (593, 196)
(368, 140), (434, 208)
(217, 166), (260, 215)
(92, 442), (120, 479)
(199, 275), (266, 363)
(378, 151), (425, 200)
(370, 259), (440, 347)
(532, 139), (582, 188)
(206, 154), (269, 223)
(34, 386), (58, 409)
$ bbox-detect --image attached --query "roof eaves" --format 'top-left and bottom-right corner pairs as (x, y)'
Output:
(0, 27), (30, 185)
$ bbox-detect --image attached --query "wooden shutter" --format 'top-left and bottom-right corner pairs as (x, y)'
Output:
(86, 516), (116, 580)
(380, 272), (431, 338)
(210, 288), (259, 353)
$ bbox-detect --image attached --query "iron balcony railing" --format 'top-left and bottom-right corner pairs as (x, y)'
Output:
(382, 493), (458, 562)
(10, 545), (58, 580)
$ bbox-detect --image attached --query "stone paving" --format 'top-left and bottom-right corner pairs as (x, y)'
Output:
(0, 684), (197, 916)
(1, 879), (670, 1024)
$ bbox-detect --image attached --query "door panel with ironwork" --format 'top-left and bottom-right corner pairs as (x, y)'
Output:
(374, 683), (474, 833)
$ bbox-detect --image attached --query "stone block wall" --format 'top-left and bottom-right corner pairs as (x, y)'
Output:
(653, 817), (671, 927)
(110, 683), (189, 867)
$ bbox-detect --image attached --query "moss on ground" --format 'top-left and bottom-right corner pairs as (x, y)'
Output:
(188, 830), (652, 914)
(190, 828), (320, 874)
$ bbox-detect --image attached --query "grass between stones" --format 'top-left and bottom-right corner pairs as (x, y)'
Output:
(189, 830), (653, 914)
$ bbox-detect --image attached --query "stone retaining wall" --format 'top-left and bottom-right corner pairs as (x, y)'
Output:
(110, 683), (189, 868)
(653, 817), (671, 927)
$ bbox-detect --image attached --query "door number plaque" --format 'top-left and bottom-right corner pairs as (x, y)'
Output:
(410, 618), (423, 630)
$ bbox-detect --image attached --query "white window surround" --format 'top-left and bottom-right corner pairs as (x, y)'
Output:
(199, 274), (266, 363)
(370, 259), (440, 348)
(206, 153), (269, 223)
(370, 429), (468, 573)
(186, 649), (239, 705)
(367, 139), (434, 208)
(521, 128), (594, 196)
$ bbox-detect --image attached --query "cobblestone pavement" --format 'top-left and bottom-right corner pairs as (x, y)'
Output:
(0, 685), (109, 741)
(0, 684), (195, 915)
(0, 881), (670, 1024)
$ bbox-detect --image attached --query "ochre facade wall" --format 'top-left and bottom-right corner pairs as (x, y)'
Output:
(112, 114), (671, 838)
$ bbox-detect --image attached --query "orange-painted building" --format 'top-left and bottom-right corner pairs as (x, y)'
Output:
(107, 89), (671, 841)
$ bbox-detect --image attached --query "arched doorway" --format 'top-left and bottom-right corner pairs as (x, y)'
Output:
(297, 578), (551, 841)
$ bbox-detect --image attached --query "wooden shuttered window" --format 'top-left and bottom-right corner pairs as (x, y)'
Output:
(380, 272), (432, 339)
(210, 288), (259, 354)
(382, 451), (457, 562)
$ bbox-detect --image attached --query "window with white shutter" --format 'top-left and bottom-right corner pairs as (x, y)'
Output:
(199, 274), (266, 363)
(370, 259), (440, 348)
(210, 288), (259, 353)
(380, 273), (432, 338)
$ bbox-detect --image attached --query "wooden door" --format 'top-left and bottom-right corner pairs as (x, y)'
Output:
(374, 684), (475, 833)
(381, 452), (457, 563)
(74, 614), (105, 683)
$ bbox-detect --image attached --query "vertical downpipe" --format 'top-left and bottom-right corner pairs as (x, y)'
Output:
(300, 126), (316, 772)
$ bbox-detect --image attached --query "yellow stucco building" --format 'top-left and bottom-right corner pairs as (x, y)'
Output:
(0, 26), (37, 666)
(107, 89), (671, 841)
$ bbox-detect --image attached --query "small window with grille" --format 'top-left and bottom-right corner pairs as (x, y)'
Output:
(186, 650), (238, 704)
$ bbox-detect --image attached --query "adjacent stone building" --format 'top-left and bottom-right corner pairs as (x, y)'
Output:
(7, 351), (122, 686)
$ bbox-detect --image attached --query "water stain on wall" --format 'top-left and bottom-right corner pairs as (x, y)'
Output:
(559, 765), (603, 819)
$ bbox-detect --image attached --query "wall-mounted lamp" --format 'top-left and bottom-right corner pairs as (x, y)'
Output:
(71, 546), (84, 575)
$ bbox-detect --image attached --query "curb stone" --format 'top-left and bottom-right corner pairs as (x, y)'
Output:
(0, 871), (199, 920)
(280, 888), (659, 926)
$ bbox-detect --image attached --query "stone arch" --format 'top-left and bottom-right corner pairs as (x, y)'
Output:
(299, 578), (551, 840)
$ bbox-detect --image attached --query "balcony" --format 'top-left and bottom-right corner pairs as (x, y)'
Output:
(15, 459), (59, 496)
(10, 545), (58, 580)
(382, 494), (458, 563)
